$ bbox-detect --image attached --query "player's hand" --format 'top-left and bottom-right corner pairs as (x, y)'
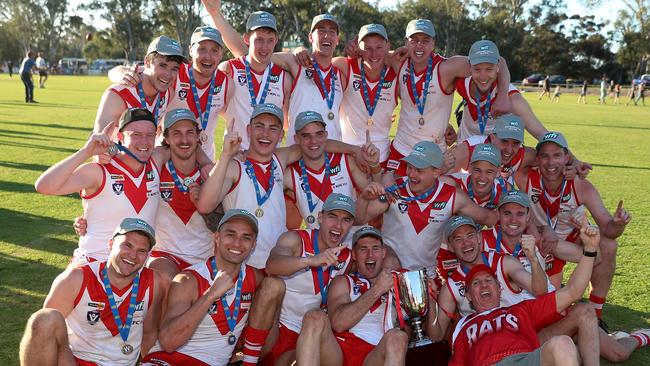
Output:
(121, 64), (142, 88)
(361, 130), (380, 167)
(292, 47), (313, 68)
(577, 161), (592, 179)
(442, 147), (456, 174)
(344, 37), (362, 59)
(307, 245), (346, 268)
(491, 91), (510, 117)
(426, 276), (441, 300)
(568, 205), (587, 229)
(84, 121), (116, 157)
(444, 124), (457, 147)
(579, 221), (600, 253)
(374, 269), (394, 294)
(387, 46), (408, 64)
(563, 163), (578, 180)
(612, 200), (631, 227)
(73, 216), (88, 236)
(222, 118), (241, 158)
(207, 269), (234, 300)
(201, 0), (221, 16)
(539, 227), (559, 256)
(361, 182), (387, 200)
(188, 182), (201, 205)
(520, 234), (537, 259)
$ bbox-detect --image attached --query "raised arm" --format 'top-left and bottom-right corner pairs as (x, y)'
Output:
(93, 89), (127, 133)
(426, 284), (457, 341)
(203, 0), (248, 58)
(578, 179), (631, 239)
(453, 189), (497, 227)
(509, 94), (548, 140)
(266, 231), (346, 276)
(355, 181), (391, 225)
(504, 236), (548, 297)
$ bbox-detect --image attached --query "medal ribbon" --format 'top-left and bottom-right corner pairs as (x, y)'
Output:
(187, 67), (215, 131)
(211, 257), (244, 336)
(299, 154), (330, 215)
(137, 82), (160, 126)
(167, 160), (189, 193)
(244, 159), (276, 208)
(312, 230), (333, 306)
(311, 59), (336, 112)
(101, 266), (140, 344)
(385, 178), (437, 202)
(495, 228), (522, 256)
(467, 177), (497, 207)
(540, 178), (567, 231)
(360, 63), (386, 118)
(115, 142), (147, 165)
(461, 252), (491, 275)
(244, 56), (273, 106)
(474, 87), (492, 135)
(408, 56), (433, 118)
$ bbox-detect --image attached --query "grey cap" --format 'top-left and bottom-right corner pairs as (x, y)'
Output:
(536, 131), (569, 151)
(358, 24), (388, 42)
(311, 14), (339, 32)
(471, 143), (501, 167)
(498, 190), (530, 208)
(250, 103), (284, 124)
(352, 226), (383, 246)
(191, 26), (224, 47)
(405, 19), (435, 39)
(294, 110), (326, 132)
(322, 193), (355, 217)
(163, 108), (197, 131)
(402, 141), (443, 169)
(246, 11), (277, 32)
(494, 114), (524, 142)
(468, 40), (500, 65)
(217, 209), (259, 234)
(443, 216), (477, 240)
(112, 218), (156, 248)
(146, 35), (188, 62)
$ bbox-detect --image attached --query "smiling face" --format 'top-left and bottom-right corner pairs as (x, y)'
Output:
(118, 120), (156, 162)
(406, 33), (435, 67)
(295, 122), (327, 161)
(164, 120), (199, 161)
(353, 236), (385, 279)
(491, 137), (522, 165)
(318, 209), (354, 248)
(360, 34), (389, 70)
(309, 21), (340, 58)
(498, 203), (529, 238)
(447, 225), (482, 265)
(245, 28), (278, 66)
(108, 232), (151, 277)
(406, 164), (440, 196)
(190, 40), (223, 77)
(144, 54), (181, 93)
(214, 218), (257, 265)
(247, 114), (284, 157)
(466, 271), (501, 312)
(470, 160), (498, 198)
(471, 62), (499, 94)
(536, 143), (570, 182)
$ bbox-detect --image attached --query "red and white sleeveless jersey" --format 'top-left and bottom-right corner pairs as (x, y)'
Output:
(340, 58), (398, 162)
(147, 259), (256, 365)
(450, 172), (504, 210)
(455, 77), (520, 142)
(222, 154), (286, 269)
(524, 168), (581, 240)
(337, 273), (395, 345)
(108, 84), (172, 125)
(280, 230), (352, 333)
(463, 135), (525, 188)
(66, 261), (155, 365)
(287, 64), (344, 144)
(79, 158), (160, 261)
(168, 63), (228, 159)
(224, 56), (286, 150)
(446, 251), (534, 317)
(393, 54), (454, 155)
(154, 162), (212, 265)
(287, 153), (358, 230)
(381, 177), (456, 276)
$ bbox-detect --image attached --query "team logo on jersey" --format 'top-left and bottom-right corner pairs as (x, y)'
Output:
(269, 74), (280, 83)
(457, 282), (466, 297)
(353, 284), (361, 295)
(305, 68), (314, 79)
(180, 82), (190, 89)
(238, 74), (247, 85)
(112, 182), (124, 195)
(442, 259), (459, 270)
(329, 165), (341, 175)
(146, 170), (155, 181)
(87, 301), (105, 310)
(531, 194), (540, 203)
(134, 301), (145, 312)
(158, 96), (166, 107)
(352, 79), (361, 91)
(242, 292), (253, 302)
(213, 85), (222, 94)
(402, 72), (409, 84)
(86, 310), (101, 325)
(110, 174), (124, 180)
(178, 89), (188, 101)
(431, 201), (447, 210)
(334, 260), (345, 270)
(561, 192), (572, 203)
(398, 202), (408, 213)
(160, 182), (175, 189)
(208, 302), (219, 315)
(161, 189), (173, 202)
(382, 80), (393, 88)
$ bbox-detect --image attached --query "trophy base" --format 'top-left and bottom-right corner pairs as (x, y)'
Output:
(409, 337), (434, 348)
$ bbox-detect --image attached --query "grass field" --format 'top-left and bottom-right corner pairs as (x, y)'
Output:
(0, 74), (648, 365)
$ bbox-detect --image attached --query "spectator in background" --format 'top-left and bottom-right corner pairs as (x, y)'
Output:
(599, 76), (608, 104)
(35, 52), (48, 88)
(552, 84), (561, 103)
(635, 82), (646, 106)
(577, 80), (588, 104)
(19, 51), (37, 103)
(538, 75), (550, 100)
(608, 80), (615, 98)
(8, 60), (14, 78)
(614, 84), (621, 105)
(626, 80), (637, 106)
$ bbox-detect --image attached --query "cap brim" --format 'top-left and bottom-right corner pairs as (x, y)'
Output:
(311, 19), (339, 32)
(359, 31), (388, 42)
(405, 30), (435, 39)
(221, 213), (259, 234)
(154, 51), (188, 63)
(535, 140), (566, 151)
(469, 56), (499, 65)
(495, 131), (523, 142)
(248, 25), (278, 32)
(192, 36), (224, 47)
(353, 232), (383, 245)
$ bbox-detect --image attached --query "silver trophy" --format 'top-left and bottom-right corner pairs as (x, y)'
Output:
(397, 269), (433, 348)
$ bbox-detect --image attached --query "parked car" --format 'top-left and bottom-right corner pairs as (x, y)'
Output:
(641, 74), (650, 86)
(538, 75), (566, 86)
(523, 73), (545, 85)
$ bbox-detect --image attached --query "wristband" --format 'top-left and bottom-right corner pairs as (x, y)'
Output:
(583, 250), (597, 257)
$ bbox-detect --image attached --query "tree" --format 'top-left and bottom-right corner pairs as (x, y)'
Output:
(154, 0), (203, 53)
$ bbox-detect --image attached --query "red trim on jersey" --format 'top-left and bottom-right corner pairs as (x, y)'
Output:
(289, 65), (302, 95)
(244, 157), (274, 191)
(109, 87), (140, 108)
(73, 267), (90, 307)
(80, 163), (107, 200)
(105, 158), (154, 214)
(343, 154), (360, 193)
(435, 55), (453, 96)
(227, 162), (242, 195)
(74, 356), (99, 366)
(150, 250), (193, 271)
(182, 68), (227, 119)
(160, 162), (200, 224)
(405, 54), (446, 104)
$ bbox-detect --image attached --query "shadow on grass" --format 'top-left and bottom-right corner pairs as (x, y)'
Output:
(1, 208), (78, 257)
(0, 120), (91, 133)
(0, 160), (50, 172)
(591, 163), (650, 171)
(1, 140), (78, 154)
(0, 180), (37, 193)
(0, 128), (81, 141)
(561, 122), (650, 131)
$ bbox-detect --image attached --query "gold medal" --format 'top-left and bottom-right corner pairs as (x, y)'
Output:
(255, 207), (264, 217)
(367, 117), (373, 126)
(327, 111), (335, 120)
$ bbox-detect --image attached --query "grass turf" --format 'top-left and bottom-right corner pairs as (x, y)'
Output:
(0, 74), (648, 364)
